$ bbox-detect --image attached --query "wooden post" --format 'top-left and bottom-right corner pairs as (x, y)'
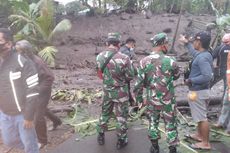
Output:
(169, 0), (185, 54)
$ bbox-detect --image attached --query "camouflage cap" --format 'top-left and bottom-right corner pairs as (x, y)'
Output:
(150, 32), (169, 47)
(107, 32), (121, 42)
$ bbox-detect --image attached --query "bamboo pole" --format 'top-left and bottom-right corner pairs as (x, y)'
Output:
(169, 0), (185, 54)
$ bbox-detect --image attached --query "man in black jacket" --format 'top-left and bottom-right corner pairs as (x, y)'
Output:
(119, 37), (136, 60)
(211, 36), (230, 93)
(15, 40), (62, 148)
(0, 28), (39, 153)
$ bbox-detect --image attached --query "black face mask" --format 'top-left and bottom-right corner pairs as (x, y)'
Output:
(0, 42), (7, 52)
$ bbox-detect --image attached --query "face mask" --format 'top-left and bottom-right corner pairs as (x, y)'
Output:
(129, 47), (135, 52)
(0, 42), (7, 52)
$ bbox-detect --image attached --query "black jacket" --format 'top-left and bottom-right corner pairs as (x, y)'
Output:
(31, 55), (54, 93)
(213, 44), (230, 75)
(0, 51), (39, 121)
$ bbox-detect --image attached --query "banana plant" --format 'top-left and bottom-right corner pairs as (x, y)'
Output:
(207, 0), (230, 46)
(9, 0), (72, 67)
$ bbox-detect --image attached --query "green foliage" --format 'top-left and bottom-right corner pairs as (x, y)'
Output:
(55, 3), (65, 15)
(0, 0), (13, 27)
(38, 46), (57, 67)
(190, 0), (209, 14)
(207, 0), (230, 45)
(0, 0), (12, 14)
(65, 1), (87, 16)
(64, 104), (98, 137)
(9, 0), (71, 67)
(51, 88), (103, 104)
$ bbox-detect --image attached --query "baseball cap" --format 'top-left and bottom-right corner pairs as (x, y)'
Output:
(193, 31), (211, 44)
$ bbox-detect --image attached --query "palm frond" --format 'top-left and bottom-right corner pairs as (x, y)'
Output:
(36, 0), (54, 38)
(38, 46), (57, 67)
(10, 0), (30, 13)
(216, 15), (230, 27)
(49, 19), (72, 41)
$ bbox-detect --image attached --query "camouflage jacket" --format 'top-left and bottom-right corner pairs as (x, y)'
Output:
(96, 48), (135, 99)
(133, 51), (180, 106)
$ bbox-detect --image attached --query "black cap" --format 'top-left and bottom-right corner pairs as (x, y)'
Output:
(193, 31), (211, 45)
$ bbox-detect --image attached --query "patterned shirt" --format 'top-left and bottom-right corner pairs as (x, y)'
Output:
(134, 51), (180, 106)
(96, 48), (135, 99)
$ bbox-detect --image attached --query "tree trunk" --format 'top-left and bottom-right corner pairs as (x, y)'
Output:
(92, 0), (97, 7)
(163, 0), (167, 11)
(81, 0), (95, 16)
(82, 0), (91, 8)
(176, 97), (222, 106)
(224, 0), (230, 14)
(170, 0), (176, 13)
(103, 0), (107, 13)
(98, 0), (102, 9)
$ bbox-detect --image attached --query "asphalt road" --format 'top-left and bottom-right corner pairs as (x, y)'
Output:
(47, 127), (167, 153)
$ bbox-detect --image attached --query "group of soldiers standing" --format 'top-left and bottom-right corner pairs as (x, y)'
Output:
(96, 31), (230, 153)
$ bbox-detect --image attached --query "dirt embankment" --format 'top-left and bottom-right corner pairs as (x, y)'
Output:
(53, 12), (215, 89)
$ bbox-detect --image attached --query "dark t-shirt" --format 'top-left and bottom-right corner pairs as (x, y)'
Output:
(212, 44), (230, 75)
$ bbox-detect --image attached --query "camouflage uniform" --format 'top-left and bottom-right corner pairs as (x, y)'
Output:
(96, 46), (135, 142)
(134, 50), (180, 146)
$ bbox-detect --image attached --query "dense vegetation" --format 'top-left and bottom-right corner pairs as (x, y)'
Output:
(0, 0), (229, 65)
(67, 0), (230, 15)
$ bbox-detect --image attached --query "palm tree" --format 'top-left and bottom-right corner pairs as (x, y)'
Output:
(9, 0), (72, 67)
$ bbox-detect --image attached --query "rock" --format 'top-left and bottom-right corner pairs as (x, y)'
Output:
(144, 10), (152, 19)
(162, 28), (172, 33)
(73, 48), (79, 52)
(145, 31), (153, 34)
(120, 13), (130, 20)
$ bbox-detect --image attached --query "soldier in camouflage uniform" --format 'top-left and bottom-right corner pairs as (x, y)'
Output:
(134, 33), (180, 153)
(96, 33), (135, 149)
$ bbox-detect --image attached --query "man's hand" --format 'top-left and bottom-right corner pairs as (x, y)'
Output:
(24, 120), (34, 129)
(179, 35), (189, 45)
(184, 79), (192, 87)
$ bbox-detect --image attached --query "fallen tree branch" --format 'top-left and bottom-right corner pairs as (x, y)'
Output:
(176, 97), (222, 106)
(49, 105), (75, 113)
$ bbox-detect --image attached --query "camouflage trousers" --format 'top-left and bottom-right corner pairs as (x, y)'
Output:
(147, 103), (179, 146)
(96, 96), (129, 141)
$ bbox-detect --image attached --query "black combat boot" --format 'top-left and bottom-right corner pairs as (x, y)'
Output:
(97, 132), (105, 145)
(116, 139), (128, 150)
(150, 140), (159, 153)
(169, 146), (177, 153)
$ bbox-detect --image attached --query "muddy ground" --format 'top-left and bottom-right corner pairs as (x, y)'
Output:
(0, 12), (223, 153)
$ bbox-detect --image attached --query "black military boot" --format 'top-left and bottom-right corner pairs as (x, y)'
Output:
(150, 140), (159, 153)
(169, 146), (177, 153)
(116, 139), (128, 150)
(97, 132), (105, 145)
